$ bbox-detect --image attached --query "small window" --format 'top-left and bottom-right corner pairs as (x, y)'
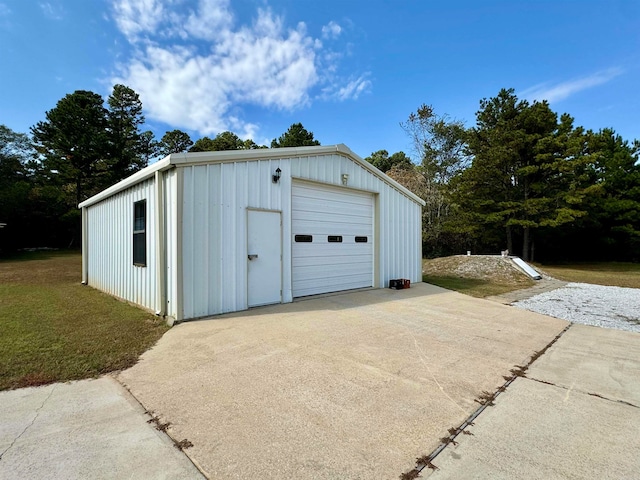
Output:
(328, 235), (342, 243)
(295, 235), (313, 242)
(355, 236), (368, 243)
(133, 200), (146, 266)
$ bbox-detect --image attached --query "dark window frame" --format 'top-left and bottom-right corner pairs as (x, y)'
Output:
(294, 234), (313, 243)
(328, 235), (343, 243)
(355, 236), (368, 243)
(133, 200), (147, 266)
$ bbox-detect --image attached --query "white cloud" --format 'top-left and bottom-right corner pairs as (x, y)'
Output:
(183, 0), (233, 41)
(321, 74), (372, 101)
(521, 68), (624, 103)
(322, 21), (341, 39)
(112, 0), (166, 40)
(39, 2), (64, 20)
(109, 0), (366, 138)
(334, 75), (371, 101)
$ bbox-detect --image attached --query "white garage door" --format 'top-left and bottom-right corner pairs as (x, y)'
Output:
(292, 182), (374, 297)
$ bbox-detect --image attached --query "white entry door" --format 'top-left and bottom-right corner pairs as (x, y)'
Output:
(247, 210), (282, 307)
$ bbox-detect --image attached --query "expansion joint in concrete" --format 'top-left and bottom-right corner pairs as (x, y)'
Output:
(526, 376), (639, 409)
(113, 376), (209, 478)
(399, 323), (573, 479)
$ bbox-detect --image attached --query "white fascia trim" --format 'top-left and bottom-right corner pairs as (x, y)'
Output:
(167, 144), (346, 165)
(170, 144), (426, 206)
(78, 157), (173, 208)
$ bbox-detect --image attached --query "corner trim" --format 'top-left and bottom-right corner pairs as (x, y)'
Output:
(155, 171), (167, 316)
(81, 206), (88, 284)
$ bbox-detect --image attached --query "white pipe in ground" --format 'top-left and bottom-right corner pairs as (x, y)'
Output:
(511, 257), (542, 280)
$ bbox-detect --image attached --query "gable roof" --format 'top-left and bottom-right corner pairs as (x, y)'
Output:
(79, 144), (426, 208)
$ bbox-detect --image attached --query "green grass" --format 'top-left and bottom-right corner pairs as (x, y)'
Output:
(422, 274), (530, 298)
(0, 251), (169, 390)
(536, 262), (640, 289)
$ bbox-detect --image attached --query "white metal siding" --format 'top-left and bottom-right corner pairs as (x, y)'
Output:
(180, 161), (285, 319)
(292, 182), (373, 297)
(82, 148), (421, 321)
(86, 178), (157, 311)
(289, 154), (422, 290)
(179, 153), (421, 319)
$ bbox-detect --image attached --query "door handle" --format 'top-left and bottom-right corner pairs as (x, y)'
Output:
(248, 254), (258, 260)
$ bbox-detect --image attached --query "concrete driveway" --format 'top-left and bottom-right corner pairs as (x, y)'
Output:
(427, 324), (640, 479)
(0, 377), (203, 480)
(117, 283), (568, 479)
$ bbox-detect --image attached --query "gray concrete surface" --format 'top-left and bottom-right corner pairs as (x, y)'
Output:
(528, 324), (640, 405)
(117, 283), (568, 480)
(0, 377), (203, 480)
(425, 324), (640, 479)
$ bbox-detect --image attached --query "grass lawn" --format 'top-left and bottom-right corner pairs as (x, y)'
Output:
(0, 251), (169, 391)
(537, 262), (640, 289)
(422, 255), (535, 298)
(422, 274), (532, 298)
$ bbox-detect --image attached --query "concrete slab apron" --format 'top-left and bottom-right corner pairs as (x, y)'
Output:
(426, 324), (640, 479)
(117, 284), (568, 480)
(0, 377), (203, 480)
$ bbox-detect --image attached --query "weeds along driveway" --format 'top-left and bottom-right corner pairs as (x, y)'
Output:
(117, 283), (567, 480)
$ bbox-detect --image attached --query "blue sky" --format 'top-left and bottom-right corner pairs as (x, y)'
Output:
(1, 0), (638, 161)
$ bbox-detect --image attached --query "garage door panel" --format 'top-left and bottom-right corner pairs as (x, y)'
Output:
(293, 275), (372, 297)
(295, 185), (371, 204)
(293, 201), (373, 217)
(293, 240), (372, 250)
(292, 226), (372, 238)
(292, 255), (372, 268)
(292, 253), (372, 263)
(291, 219), (372, 232)
(292, 247), (372, 260)
(291, 218), (372, 232)
(293, 265), (372, 280)
(292, 211), (373, 226)
(292, 182), (374, 298)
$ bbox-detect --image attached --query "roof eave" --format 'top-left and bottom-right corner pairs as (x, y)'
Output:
(78, 156), (173, 208)
(78, 144), (425, 208)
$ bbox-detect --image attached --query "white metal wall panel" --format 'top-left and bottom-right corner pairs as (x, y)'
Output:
(86, 178), (157, 311)
(179, 152), (421, 319)
(292, 182), (373, 297)
(180, 160), (286, 319)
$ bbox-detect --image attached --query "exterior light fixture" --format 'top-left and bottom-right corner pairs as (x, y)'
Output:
(341, 173), (349, 185)
(272, 167), (281, 183)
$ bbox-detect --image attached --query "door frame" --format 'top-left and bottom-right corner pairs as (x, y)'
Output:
(246, 207), (283, 308)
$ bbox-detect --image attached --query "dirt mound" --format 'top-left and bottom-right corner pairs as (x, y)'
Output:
(423, 255), (533, 285)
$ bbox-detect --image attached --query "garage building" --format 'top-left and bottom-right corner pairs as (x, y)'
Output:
(79, 144), (425, 322)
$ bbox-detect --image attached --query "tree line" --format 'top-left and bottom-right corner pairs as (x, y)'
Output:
(1, 85), (638, 262)
(366, 89), (640, 262)
(0, 86), (320, 253)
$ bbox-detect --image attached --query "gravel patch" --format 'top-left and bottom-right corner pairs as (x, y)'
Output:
(514, 282), (640, 333)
